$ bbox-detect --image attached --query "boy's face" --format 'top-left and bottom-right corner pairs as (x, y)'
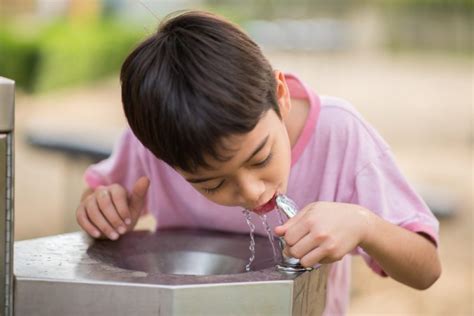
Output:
(178, 107), (291, 212)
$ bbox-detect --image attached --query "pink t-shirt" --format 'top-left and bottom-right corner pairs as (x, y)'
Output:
(85, 73), (439, 315)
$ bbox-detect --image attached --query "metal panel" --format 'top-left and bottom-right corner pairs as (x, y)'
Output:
(0, 78), (15, 132)
(0, 135), (6, 312)
(14, 278), (296, 316)
(292, 264), (330, 316)
(170, 282), (293, 316)
(15, 279), (171, 316)
(0, 134), (14, 316)
(0, 77), (14, 316)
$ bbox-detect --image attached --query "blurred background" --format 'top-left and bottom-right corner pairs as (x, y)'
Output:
(1, 0), (472, 314)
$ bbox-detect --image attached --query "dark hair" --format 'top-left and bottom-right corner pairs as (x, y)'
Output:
(121, 10), (279, 172)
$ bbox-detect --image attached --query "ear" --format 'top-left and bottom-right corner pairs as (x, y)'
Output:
(274, 70), (291, 121)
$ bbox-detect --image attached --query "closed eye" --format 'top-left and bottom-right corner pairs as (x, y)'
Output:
(202, 152), (272, 194)
(203, 179), (225, 194)
(252, 152), (273, 167)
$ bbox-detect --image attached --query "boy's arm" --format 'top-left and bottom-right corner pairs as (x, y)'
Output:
(360, 210), (441, 290)
(275, 202), (441, 290)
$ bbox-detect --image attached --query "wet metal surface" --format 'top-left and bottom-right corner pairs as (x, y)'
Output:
(14, 229), (328, 315)
(15, 229), (297, 285)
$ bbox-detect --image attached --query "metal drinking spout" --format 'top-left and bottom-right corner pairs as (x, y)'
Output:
(275, 194), (312, 273)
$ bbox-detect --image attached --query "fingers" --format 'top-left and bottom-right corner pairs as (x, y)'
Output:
(129, 177), (150, 218)
(300, 241), (344, 267)
(287, 231), (323, 259)
(76, 205), (101, 238)
(299, 247), (325, 267)
(283, 203), (313, 228)
(76, 179), (150, 240)
(84, 197), (120, 240)
(95, 186), (128, 235)
(275, 203), (313, 242)
(108, 184), (132, 226)
(274, 225), (286, 236)
(274, 203), (312, 236)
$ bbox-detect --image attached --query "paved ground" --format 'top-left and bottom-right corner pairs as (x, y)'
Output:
(13, 52), (473, 315)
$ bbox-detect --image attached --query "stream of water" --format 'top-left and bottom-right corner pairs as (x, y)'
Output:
(242, 209), (256, 272)
(242, 209), (282, 271)
(259, 214), (279, 264)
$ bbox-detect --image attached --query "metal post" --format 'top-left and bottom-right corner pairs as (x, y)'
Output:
(0, 77), (15, 316)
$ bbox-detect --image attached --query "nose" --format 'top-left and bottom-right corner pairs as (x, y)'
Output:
(234, 172), (266, 208)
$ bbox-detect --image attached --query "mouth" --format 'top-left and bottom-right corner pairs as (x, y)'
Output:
(251, 193), (277, 215)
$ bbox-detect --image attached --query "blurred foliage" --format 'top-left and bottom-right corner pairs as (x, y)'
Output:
(378, 0), (473, 55)
(35, 19), (142, 92)
(376, 0), (473, 10)
(0, 26), (42, 93)
(205, 0), (472, 55)
(204, 0), (360, 20)
(0, 19), (143, 93)
(1, 0), (471, 93)
(205, 0), (473, 18)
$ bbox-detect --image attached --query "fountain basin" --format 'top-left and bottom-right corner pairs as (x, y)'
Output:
(14, 229), (329, 315)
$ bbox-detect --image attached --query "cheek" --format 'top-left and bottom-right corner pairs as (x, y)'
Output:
(271, 130), (292, 185)
(265, 142), (291, 185)
(277, 129), (292, 168)
(207, 194), (230, 206)
(195, 188), (235, 207)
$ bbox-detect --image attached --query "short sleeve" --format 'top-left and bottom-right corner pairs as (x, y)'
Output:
(350, 149), (439, 276)
(84, 128), (147, 193)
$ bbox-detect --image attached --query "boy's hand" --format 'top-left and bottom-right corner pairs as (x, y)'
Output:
(274, 201), (373, 267)
(76, 177), (150, 240)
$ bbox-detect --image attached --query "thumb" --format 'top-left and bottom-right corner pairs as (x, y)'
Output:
(129, 176), (150, 215)
(274, 203), (312, 236)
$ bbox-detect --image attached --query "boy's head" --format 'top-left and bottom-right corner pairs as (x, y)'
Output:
(121, 11), (292, 210)
(121, 11), (279, 172)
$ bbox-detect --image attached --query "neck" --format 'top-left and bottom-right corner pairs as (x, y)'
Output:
(285, 98), (310, 148)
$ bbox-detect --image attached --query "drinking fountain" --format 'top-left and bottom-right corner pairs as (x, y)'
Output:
(0, 77), (15, 316)
(15, 229), (329, 315)
(4, 73), (329, 315)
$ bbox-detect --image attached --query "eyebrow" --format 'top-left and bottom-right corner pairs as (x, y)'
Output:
(186, 134), (270, 184)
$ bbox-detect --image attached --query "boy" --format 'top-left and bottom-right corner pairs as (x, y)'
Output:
(76, 11), (441, 315)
